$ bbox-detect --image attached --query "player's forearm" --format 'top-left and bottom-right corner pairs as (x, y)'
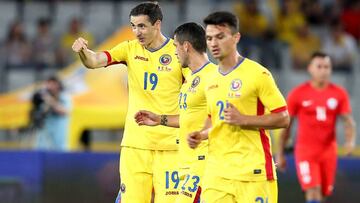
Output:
(240, 111), (290, 129)
(278, 127), (291, 155)
(79, 49), (105, 69)
(160, 115), (179, 128)
(199, 117), (212, 140)
(344, 116), (356, 146)
(199, 128), (210, 140)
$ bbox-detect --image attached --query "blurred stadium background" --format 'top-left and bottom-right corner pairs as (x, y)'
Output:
(0, 0), (359, 202)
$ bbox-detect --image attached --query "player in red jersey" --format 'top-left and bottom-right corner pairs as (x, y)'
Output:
(277, 52), (356, 203)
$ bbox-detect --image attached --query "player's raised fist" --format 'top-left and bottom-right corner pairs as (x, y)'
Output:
(72, 37), (88, 53)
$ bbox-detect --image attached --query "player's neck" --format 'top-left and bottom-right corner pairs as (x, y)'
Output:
(311, 80), (329, 89)
(146, 34), (167, 50)
(218, 51), (242, 73)
(188, 53), (209, 73)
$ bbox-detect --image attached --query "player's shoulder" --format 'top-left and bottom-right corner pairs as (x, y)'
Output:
(126, 39), (141, 47)
(203, 62), (217, 74)
(290, 82), (310, 94)
(294, 82), (310, 91)
(112, 39), (137, 50)
(186, 62), (217, 82)
(328, 83), (349, 96)
(163, 38), (175, 49)
(329, 82), (347, 92)
(201, 62), (218, 80)
(192, 62), (217, 75)
(244, 58), (271, 75)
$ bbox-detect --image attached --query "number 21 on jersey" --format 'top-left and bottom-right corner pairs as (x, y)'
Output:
(216, 100), (229, 120)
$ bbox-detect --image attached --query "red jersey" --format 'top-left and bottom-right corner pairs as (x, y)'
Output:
(287, 82), (351, 158)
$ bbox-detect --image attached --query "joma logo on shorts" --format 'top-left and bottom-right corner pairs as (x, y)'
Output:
(165, 191), (179, 195)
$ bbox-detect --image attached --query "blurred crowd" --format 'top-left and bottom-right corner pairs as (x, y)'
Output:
(234, 0), (360, 72)
(0, 16), (94, 91)
(0, 0), (359, 93)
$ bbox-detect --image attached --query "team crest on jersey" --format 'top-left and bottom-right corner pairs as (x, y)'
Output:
(230, 79), (242, 91)
(327, 97), (338, 110)
(159, 54), (172, 65)
(191, 76), (200, 88)
(188, 76), (200, 93)
(120, 183), (126, 193)
(228, 79), (242, 98)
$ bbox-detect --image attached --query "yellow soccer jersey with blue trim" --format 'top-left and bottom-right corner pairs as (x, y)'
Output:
(178, 62), (216, 169)
(105, 38), (186, 150)
(205, 58), (287, 181)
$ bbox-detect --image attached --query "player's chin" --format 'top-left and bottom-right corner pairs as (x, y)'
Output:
(138, 38), (146, 45)
(211, 52), (221, 59)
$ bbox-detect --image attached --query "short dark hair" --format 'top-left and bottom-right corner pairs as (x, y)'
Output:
(174, 22), (207, 53)
(129, 2), (163, 25)
(203, 11), (239, 34)
(311, 51), (329, 60)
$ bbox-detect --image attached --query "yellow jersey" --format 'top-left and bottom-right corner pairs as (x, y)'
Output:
(105, 38), (187, 150)
(178, 62), (217, 169)
(205, 58), (287, 181)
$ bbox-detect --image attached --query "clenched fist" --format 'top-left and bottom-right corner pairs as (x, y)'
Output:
(72, 37), (88, 52)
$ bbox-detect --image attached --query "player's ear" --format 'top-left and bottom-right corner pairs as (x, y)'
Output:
(307, 60), (313, 73)
(154, 20), (161, 29)
(234, 32), (241, 44)
(183, 41), (190, 52)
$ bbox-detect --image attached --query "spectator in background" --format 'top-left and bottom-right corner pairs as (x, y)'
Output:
(322, 19), (357, 73)
(323, 0), (344, 24)
(235, 0), (268, 38)
(341, 0), (360, 43)
(291, 23), (321, 70)
(0, 20), (31, 92)
(275, 0), (305, 44)
(234, 0), (269, 57)
(60, 17), (94, 65)
(32, 18), (58, 81)
(3, 20), (31, 68)
(301, 0), (326, 26)
(34, 76), (71, 151)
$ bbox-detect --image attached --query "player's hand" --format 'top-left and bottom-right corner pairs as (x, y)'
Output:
(276, 153), (287, 172)
(344, 141), (355, 156)
(224, 102), (245, 126)
(134, 110), (160, 126)
(72, 37), (88, 53)
(187, 131), (202, 149)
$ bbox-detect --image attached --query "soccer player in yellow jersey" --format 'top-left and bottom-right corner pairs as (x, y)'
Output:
(72, 2), (186, 203)
(134, 22), (216, 203)
(187, 12), (290, 203)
